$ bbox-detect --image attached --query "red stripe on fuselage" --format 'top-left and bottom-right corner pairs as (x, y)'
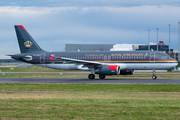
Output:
(108, 65), (118, 70)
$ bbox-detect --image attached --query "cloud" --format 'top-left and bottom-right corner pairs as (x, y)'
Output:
(0, 5), (180, 20)
(2, 0), (180, 7)
(0, 5), (180, 58)
(0, 6), (79, 17)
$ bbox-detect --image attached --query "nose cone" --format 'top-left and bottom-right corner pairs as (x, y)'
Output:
(173, 60), (178, 67)
(175, 62), (178, 66)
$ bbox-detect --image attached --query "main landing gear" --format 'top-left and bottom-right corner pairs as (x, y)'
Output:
(99, 74), (106, 79)
(88, 68), (106, 79)
(88, 74), (106, 79)
(152, 69), (157, 80)
(88, 68), (95, 79)
(88, 74), (95, 79)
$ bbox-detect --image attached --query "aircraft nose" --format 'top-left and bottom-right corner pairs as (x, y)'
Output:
(174, 60), (178, 67)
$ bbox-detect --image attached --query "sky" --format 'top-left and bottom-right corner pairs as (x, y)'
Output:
(1, 0), (180, 58)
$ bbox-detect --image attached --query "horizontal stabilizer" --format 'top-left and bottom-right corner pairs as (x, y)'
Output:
(7, 55), (31, 58)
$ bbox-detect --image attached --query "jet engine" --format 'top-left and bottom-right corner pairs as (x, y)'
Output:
(120, 69), (134, 75)
(95, 65), (120, 75)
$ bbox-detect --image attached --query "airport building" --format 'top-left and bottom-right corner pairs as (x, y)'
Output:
(65, 40), (173, 53)
(65, 44), (114, 51)
(65, 44), (142, 52)
(136, 40), (173, 53)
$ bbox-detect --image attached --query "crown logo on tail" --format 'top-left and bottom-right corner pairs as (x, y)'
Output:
(24, 41), (33, 47)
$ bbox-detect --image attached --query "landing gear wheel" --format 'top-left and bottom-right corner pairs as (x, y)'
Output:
(99, 74), (106, 79)
(88, 74), (95, 79)
(152, 75), (157, 80)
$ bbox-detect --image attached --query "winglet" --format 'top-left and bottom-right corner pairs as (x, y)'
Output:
(14, 25), (28, 33)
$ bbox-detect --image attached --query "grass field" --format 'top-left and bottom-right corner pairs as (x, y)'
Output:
(0, 84), (180, 119)
(0, 65), (70, 72)
(1, 66), (180, 119)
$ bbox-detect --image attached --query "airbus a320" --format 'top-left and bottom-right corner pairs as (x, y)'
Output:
(8, 25), (178, 80)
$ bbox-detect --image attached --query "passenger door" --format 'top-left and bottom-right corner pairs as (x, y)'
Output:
(40, 53), (45, 63)
(150, 53), (155, 62)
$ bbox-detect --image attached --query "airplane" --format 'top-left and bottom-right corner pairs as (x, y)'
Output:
(8, 25), (178, 80)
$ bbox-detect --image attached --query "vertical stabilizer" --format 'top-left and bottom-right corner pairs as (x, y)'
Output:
(14, 25), (43, 53)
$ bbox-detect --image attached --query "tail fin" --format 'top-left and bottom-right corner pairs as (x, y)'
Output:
(14, 25), (43, 53)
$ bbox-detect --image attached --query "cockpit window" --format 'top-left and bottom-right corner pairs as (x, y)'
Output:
(164, 55), (171, 59)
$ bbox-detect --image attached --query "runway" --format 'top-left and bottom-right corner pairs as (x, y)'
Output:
(0, 78), (180, 84)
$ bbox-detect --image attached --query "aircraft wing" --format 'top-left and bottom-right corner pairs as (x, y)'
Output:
(57, 57), (108, 68)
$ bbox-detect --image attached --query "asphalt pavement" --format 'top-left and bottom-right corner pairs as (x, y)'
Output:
(0, 78), (180, 84)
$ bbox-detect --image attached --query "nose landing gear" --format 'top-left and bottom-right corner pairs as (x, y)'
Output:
(152, 75), (157, 80)
(152, 69), (157, 80)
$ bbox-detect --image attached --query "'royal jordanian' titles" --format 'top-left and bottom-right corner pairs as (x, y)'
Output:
(8, 25), (178, 80)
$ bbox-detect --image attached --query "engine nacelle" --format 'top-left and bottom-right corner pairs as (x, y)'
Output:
(95, 65), (120, 75)
(120, 69), (134, 75)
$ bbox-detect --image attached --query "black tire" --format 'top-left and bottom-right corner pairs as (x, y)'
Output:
(99, 74), (105, 79)
(152, 75), (157, 80)
(88, 74), (95, 79)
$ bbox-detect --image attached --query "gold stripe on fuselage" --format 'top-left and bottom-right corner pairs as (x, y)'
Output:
(93, 61), (177, 63)
(45, 60), (177, 63)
